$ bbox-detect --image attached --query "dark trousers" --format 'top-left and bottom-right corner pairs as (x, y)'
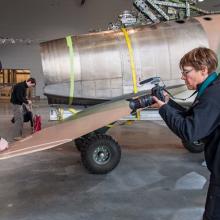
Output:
(203, 180), (220, 220)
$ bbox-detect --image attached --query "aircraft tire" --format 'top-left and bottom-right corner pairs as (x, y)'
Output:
(81, 134), (121, 174)
(182, 140), (204, 153)
(74, 138), (87, 152)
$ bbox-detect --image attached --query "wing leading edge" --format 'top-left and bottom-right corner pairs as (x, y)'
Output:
(0, 84), (186, 160)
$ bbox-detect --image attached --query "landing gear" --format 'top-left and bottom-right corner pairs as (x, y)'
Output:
(80, 134), (121, 174)
(74, 123), (121, 174)
(74, 137), (87, 152)
(182, 140), (204, 153)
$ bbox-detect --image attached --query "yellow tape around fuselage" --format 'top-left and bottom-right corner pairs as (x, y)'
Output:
(66, 36), (75, 105)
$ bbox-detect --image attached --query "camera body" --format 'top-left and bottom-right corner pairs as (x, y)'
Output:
(129, 77), (165, 112)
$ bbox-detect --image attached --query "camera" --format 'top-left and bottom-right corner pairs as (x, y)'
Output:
(129, 77), (166, 113)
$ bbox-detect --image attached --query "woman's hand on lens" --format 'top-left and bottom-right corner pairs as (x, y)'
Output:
(151, 96), (166, 108)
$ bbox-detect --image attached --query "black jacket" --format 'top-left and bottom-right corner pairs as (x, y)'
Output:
(159, 77), (220, 183)
(10, 81), (29, 105)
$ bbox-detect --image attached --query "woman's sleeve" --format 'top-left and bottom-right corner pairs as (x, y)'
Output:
(159, 98), (220, 142)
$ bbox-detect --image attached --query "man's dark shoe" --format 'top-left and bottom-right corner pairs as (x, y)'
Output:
(13, 137), (23, 141)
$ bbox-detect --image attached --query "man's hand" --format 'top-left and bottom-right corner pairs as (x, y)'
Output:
(27, 100), (32, 105)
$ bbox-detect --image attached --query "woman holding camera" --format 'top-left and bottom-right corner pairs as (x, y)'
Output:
(153, 47), (220, 220)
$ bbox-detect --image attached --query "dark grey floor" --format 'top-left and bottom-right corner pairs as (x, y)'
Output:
(0, 101), (208, 220)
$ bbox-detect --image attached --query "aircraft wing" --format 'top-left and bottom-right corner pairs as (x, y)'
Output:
(0, 83), (186, 160)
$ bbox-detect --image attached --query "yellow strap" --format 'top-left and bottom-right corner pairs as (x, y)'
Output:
(121, 28), (140, 120)
(121, 28), (138, 94)
(106, 124), (114, 128)
(68, 108), (79, 114)
(57, 107), (78, 121)
(66, 36), (75, 105)
(58, 108), (64, 121)
(125, 120), (134, 126)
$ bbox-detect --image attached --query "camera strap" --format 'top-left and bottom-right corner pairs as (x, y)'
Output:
(163, 89), (197, 101)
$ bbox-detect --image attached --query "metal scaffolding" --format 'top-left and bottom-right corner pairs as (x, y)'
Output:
(133, 0), (220, 24)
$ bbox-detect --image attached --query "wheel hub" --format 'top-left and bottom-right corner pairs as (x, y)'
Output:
(93, 146), (111, 165)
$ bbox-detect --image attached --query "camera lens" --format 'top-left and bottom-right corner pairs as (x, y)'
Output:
(129, 95), (154, 111)
(141, 95), (154, 107)
(129, 98), (140, 110)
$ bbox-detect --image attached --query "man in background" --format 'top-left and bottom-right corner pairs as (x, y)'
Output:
(10, 78), (36, 141)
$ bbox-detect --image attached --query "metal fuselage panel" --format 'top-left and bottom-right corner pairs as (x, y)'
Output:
(195, 15), (220, 72)
(40, 16), (214, 101)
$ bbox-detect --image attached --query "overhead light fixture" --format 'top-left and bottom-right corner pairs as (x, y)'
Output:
(81, 0), (86, 5)
(0, 37), (34, 45)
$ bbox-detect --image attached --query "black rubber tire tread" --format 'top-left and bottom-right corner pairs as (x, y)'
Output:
(81, 134), (121, 174)
(182, 140), (204, 153)
(74, 138), (87, 152)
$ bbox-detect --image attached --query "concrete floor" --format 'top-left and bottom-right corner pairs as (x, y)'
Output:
(0, 101), (209, 220)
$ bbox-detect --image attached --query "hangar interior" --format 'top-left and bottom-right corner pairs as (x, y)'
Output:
(0, 0), (220, 220)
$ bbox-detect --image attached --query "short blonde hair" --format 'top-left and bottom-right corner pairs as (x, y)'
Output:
(179, 47), (218, 74)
